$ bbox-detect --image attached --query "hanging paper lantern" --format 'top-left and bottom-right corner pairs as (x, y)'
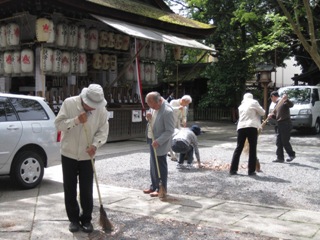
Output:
(151, 64), (156, 83)
(114, 33), (122, 50)
(78, 26), (88, 50)
(52, 49), (62, 73)
(109, 55), (117, 71)
(102, 54), (109, 70)
(151, 42), (157, 60)
(137, 39), (145, 58)
(0, 25), (7, 48)
(61, 51), (70, 74)
(107, 32), (114, 48)
(21, 49), (34, 73)
(4, 51), (13, 74)
(6, 23), (20, 46)
(155, 43), (165, 62)
(99, 31), (108, 48)
(144, 63), (151, 82)
(70, 52), (79, 74)
(55, 23), (68, 47)
(67, 25), (78, 48)
(173, 46), (182, 61)
(145, 41), (152, 59)
(47, 20), (55, 43)
(36, 18), (54, 42)
(139, 63), (144, 82)
(125, 63), (134, 81)
(121, 35), (130, 51)
(12, 51), (21, 74)
(92, 53), (102, 69)
(40, 48), (53, 72)
(78, 53), (87, 74)
(88, 28), (98, 51)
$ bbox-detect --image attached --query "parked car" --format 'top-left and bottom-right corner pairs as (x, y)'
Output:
(269, 85), (320, 134)
(0, 93), (61, 189)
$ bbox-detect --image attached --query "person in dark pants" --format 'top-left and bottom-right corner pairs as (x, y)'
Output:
(143, 91), (175, 197)
(230, 93), (265, 176)
(172, 125), (201, 169)
(268, 91), (296, 162)
(55, 84), (109, 233)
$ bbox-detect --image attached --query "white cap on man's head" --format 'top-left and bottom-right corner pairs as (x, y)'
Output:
(80, 84), (107, 109)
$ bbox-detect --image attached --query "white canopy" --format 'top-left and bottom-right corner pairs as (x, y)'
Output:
(91, 14), (215, 51)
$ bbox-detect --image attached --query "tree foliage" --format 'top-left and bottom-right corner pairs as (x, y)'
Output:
(164, 0), (320, 108)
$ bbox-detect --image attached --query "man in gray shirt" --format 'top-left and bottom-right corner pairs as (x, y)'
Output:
(172, 125), (201, 169)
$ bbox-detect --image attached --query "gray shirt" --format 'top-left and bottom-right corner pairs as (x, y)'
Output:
(172, 128), (200, 161)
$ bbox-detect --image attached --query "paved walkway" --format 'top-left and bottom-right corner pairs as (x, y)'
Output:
(1, 121), (320, 239)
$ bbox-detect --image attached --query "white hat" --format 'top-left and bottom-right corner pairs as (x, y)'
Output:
(80, 84), (107, 109)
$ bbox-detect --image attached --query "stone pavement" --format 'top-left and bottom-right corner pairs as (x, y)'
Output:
(0, 121), (320, 239)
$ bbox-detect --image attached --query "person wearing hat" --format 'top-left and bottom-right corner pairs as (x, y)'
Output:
(268, 91), (296, 163)
(172, 125), (201, 169)
(229, 93), (265, 176)
(55, 84), (109, 233)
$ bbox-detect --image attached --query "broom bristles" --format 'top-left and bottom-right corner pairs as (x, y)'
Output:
(99, 205), (113, 231)
(158, 182), (166, 198)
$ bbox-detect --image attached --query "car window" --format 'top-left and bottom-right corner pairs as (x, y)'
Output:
(0, 97), (19, 122)
(279, 88), (311, 104)
(9, 98), (49, 121)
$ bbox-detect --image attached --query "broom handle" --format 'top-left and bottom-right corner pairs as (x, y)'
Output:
(83, 123), (103, 206)
(149, 121), (162, 179)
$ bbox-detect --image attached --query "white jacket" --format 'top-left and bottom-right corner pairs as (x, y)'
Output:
(54, 96), (109, 160)
(170, 99), (187, 129)
(237, 93), (265, 130)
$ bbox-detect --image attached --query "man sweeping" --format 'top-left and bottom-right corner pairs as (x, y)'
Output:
(172, 125), (202, 169)
(55, 84), (109, 233)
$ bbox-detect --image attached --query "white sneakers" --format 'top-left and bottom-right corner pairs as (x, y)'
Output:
(176, 163), (194, 170)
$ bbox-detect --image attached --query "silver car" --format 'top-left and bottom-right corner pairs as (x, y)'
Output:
(0, 93), (61, 189)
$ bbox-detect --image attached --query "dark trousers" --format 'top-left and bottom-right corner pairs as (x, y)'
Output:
(178, 147), (194, 164)
(61, 155), (93, 224)
(276, 121), (295, 160)
(148, 138), (168, 192)
(172, 140), (194, 164)
(230, 127), (257, 174)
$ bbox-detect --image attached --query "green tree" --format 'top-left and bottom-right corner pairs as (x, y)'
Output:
(275, 0), (320, 70)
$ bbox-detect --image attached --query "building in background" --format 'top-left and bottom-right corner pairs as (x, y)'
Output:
(272, 57), (302, 88)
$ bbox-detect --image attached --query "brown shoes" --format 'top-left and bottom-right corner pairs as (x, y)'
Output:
(149, 191), (159, 197)
(143, 189), (160, 197)
(143, 189), (154, 194)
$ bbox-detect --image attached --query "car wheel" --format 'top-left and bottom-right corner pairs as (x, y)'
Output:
(11, 151), (44, 189)
(312, 119), (320, 135)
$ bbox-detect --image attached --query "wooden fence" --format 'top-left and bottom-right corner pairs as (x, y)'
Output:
(193, 107), (237, 122)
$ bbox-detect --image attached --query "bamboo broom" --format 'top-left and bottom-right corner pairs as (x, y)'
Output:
(243, 96), (286, 171)
(149, 121), (166, 199)
(83, 123), (113, 231)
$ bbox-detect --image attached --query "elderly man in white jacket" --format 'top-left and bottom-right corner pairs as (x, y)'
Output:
(55, 84), (109, 233)
(229, 92), (265, 176)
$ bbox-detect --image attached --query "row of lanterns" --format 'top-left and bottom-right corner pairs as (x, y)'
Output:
(122, 62), (157, 83)
(0, 23), (20, 47)
(92, 53), (117, 71)
(40, 48), (87, 75)
(139, 63), (157, 84)
(0, 49), (34, 75)
(131, 40), (166, 62)
(36, 18), (130, 51)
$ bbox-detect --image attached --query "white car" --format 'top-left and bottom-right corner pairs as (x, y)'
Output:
(0, 93), (61, 189)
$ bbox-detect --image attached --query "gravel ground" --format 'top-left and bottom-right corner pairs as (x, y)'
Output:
(92, 121), (320, 239)
(90, 209), (278, 240)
